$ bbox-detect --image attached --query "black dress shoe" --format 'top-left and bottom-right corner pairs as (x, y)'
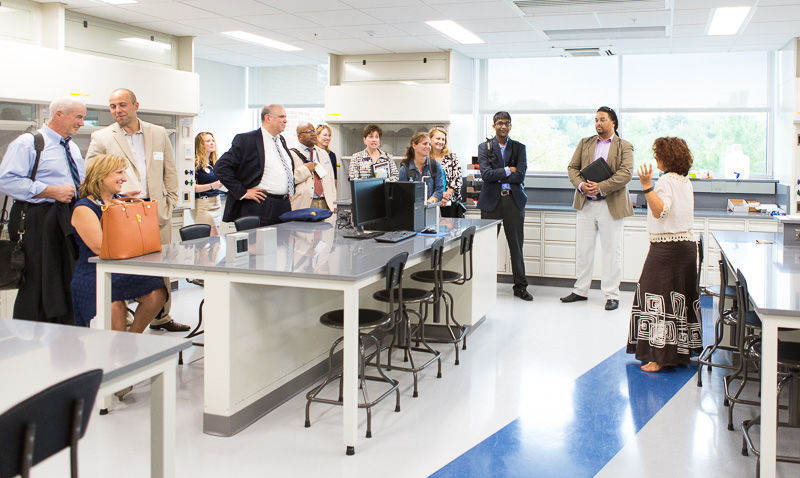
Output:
(605, 299), (619, 311)
(514, 289), (533, 301)
(149, 320), (191, 332)
(560, 293), (588, 303)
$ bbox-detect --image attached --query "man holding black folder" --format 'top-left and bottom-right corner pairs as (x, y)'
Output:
(562, 106), (633, 311)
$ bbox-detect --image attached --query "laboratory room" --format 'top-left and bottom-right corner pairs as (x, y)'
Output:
(2, 0), (800, 477)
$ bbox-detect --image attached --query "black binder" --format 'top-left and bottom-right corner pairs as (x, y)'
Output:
(579, 157), (613, 182)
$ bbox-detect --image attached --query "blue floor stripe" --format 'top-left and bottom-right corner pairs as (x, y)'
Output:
(431, 297), (713, 478)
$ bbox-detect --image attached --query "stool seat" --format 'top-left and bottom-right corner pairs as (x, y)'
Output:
(703, 284), (736, 297)
(410, 269), (462, 284)
(373, 288), (433, 303)
(320, 309), (390, 330)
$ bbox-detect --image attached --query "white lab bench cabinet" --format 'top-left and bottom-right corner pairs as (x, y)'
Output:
(476, 207), (780, 288)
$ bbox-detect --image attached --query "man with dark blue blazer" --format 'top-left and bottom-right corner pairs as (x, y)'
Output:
(215, 104), (295, 227)
(478, 111), (532, 301)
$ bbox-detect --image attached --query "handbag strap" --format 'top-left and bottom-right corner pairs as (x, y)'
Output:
(1, 132), (44, 237)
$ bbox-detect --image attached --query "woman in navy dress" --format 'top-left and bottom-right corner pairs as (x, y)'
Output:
(70, 154), (167, 331)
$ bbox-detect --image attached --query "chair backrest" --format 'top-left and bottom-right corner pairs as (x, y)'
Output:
(697, 233), (704, 279)
(179, 224), (212, 241)
(384, 251), (409, 315)
(234, 216), (260, 232)
(0, 369), (103, 478)
(719, 258), (735, 318)
(458, 226), (476, 283)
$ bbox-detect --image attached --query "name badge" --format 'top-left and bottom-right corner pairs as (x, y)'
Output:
(153, 152), (164, 162)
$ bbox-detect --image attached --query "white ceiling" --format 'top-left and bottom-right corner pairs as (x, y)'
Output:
(40, 0), (800, 67)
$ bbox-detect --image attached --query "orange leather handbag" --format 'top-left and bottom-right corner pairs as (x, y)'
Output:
(99, 197), (162, 260)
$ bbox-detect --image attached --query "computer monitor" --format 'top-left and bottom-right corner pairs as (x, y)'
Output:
(350, 177), (387, 231)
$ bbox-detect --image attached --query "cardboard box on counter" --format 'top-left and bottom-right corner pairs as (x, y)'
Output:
(727, 199), (760, 213)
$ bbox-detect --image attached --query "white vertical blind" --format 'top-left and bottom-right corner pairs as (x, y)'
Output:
(248, 64), (328, 108)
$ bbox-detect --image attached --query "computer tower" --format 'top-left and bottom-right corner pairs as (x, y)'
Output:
(385, 181), (425, 232)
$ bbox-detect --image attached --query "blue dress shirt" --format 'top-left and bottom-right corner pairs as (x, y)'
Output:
(397, 157), (445, 201)
(0, 125), (85, 203)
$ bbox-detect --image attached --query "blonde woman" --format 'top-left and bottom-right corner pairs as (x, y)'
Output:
(191, 132), (223, 234)
(429, 126), (464, 217)
(70, 154), (167, 331)
(315, 124), (339, 181)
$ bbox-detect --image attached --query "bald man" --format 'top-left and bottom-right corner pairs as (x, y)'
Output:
(289, 122), (337, 211)
(0, 97), (87, 323)
(214, 104), (295, 226)
(86, 88), (187, 332)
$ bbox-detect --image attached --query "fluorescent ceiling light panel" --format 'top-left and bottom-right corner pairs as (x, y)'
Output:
(707, 6), (751, 36)
(425, 20), (484, 45)
(221, 31), (302, 51)
(97, 0), (139, 5)
(122, 37), (171, 50)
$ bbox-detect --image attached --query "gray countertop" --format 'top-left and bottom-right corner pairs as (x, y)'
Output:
(468, 203), (778, 219)
(92, 217), (499, 281)
(711, 231), (800, 317)
(0, 320), (190, 412)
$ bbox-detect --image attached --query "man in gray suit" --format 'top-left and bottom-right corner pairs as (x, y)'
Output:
(562, 106), (633, 311)
(86, 88), (188, 332)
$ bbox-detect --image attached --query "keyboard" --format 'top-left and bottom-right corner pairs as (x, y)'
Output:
(374, 230), (417, 243)
(342, 230), (384, 240)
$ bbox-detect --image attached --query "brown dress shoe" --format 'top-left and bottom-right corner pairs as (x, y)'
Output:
(149, 320), (191, 332)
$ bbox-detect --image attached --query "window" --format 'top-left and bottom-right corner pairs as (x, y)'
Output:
(484, 114), (594, 171)
(483, 52), (771, 177)
(623, 112), (767, 176)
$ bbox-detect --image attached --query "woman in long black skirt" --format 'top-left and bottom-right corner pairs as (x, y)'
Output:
(627, 137), (702, 372)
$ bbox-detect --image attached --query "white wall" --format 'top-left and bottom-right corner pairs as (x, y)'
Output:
(194, 58), (251, 154)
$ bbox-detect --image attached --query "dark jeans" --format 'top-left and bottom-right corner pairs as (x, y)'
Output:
(238, 196), (291, 227)
(482, 196), (527, 292)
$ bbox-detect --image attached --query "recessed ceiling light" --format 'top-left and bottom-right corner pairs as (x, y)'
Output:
(221, 31), (302, 52)
(122, 37), (171, 51)
(425, 20), (484, 45)
(707, 6), (751, 36)
(97, 0), (139, 5)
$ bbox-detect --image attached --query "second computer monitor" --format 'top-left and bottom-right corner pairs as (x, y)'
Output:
(350, 177), (387, 230)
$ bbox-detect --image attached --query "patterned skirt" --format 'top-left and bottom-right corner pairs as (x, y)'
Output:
(626, 240), (703, 366)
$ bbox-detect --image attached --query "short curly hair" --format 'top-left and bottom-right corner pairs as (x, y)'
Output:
(652, 137), (693, 176)
(362, 124), (382, 139)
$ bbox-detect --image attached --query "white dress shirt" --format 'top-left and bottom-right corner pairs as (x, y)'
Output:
(258, 127), (291, 195)
(123, 123), (149, 198)
(647, 172), (695, 242)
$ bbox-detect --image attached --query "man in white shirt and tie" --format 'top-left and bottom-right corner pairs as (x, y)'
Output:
(289, 122), (337, 211)
(214, 104), (294, 226)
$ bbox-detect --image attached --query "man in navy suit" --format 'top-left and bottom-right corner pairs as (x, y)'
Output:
(478, 111), (532, 301)
(215, 104), (295, 227)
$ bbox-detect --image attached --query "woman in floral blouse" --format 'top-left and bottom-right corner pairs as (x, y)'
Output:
(348, 124), (398, 182)
(429, 126), (464, 217)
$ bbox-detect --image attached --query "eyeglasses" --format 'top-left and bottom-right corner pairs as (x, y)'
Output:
(299, 129), (316, 135)
(494, 121), (511, 127)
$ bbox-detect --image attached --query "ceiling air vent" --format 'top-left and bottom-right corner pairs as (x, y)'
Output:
(545, 26), (666, 41)
(514, 0), (666, 15)
(564, 48), (614, 57)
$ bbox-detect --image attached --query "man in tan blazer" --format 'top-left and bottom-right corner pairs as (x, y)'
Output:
(289, 122), (336, 211)
(86, 88), (188, 332)
(562, 106), (633, 311)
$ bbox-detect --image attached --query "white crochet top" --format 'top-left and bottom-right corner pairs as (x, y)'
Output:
(647, 172), (695, 243)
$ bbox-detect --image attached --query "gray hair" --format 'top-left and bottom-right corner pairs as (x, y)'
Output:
(49, 97), (84, 115)
(260, 104), (283, 122)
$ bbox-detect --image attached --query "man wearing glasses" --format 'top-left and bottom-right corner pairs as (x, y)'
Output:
(289, 122), (336, 211)
(478, 111), (532, 301)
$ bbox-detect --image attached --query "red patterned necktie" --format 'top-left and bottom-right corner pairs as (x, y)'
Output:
(310, 148), (323, 197)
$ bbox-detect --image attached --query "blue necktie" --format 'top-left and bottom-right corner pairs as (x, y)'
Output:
(60, 137), (81, 194)
(273, 136), (294, 196)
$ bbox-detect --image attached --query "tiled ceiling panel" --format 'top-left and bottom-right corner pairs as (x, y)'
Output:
(46, 0), (800, 67)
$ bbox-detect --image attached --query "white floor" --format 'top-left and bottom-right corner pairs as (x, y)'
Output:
(30, 283), (799, 477)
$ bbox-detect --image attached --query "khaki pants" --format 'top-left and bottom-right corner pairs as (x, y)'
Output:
(191, 196), (222, 226)
(310, 197), (329, 210)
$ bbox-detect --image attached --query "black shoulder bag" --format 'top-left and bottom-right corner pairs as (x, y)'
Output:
(0, 132), (44, 290)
